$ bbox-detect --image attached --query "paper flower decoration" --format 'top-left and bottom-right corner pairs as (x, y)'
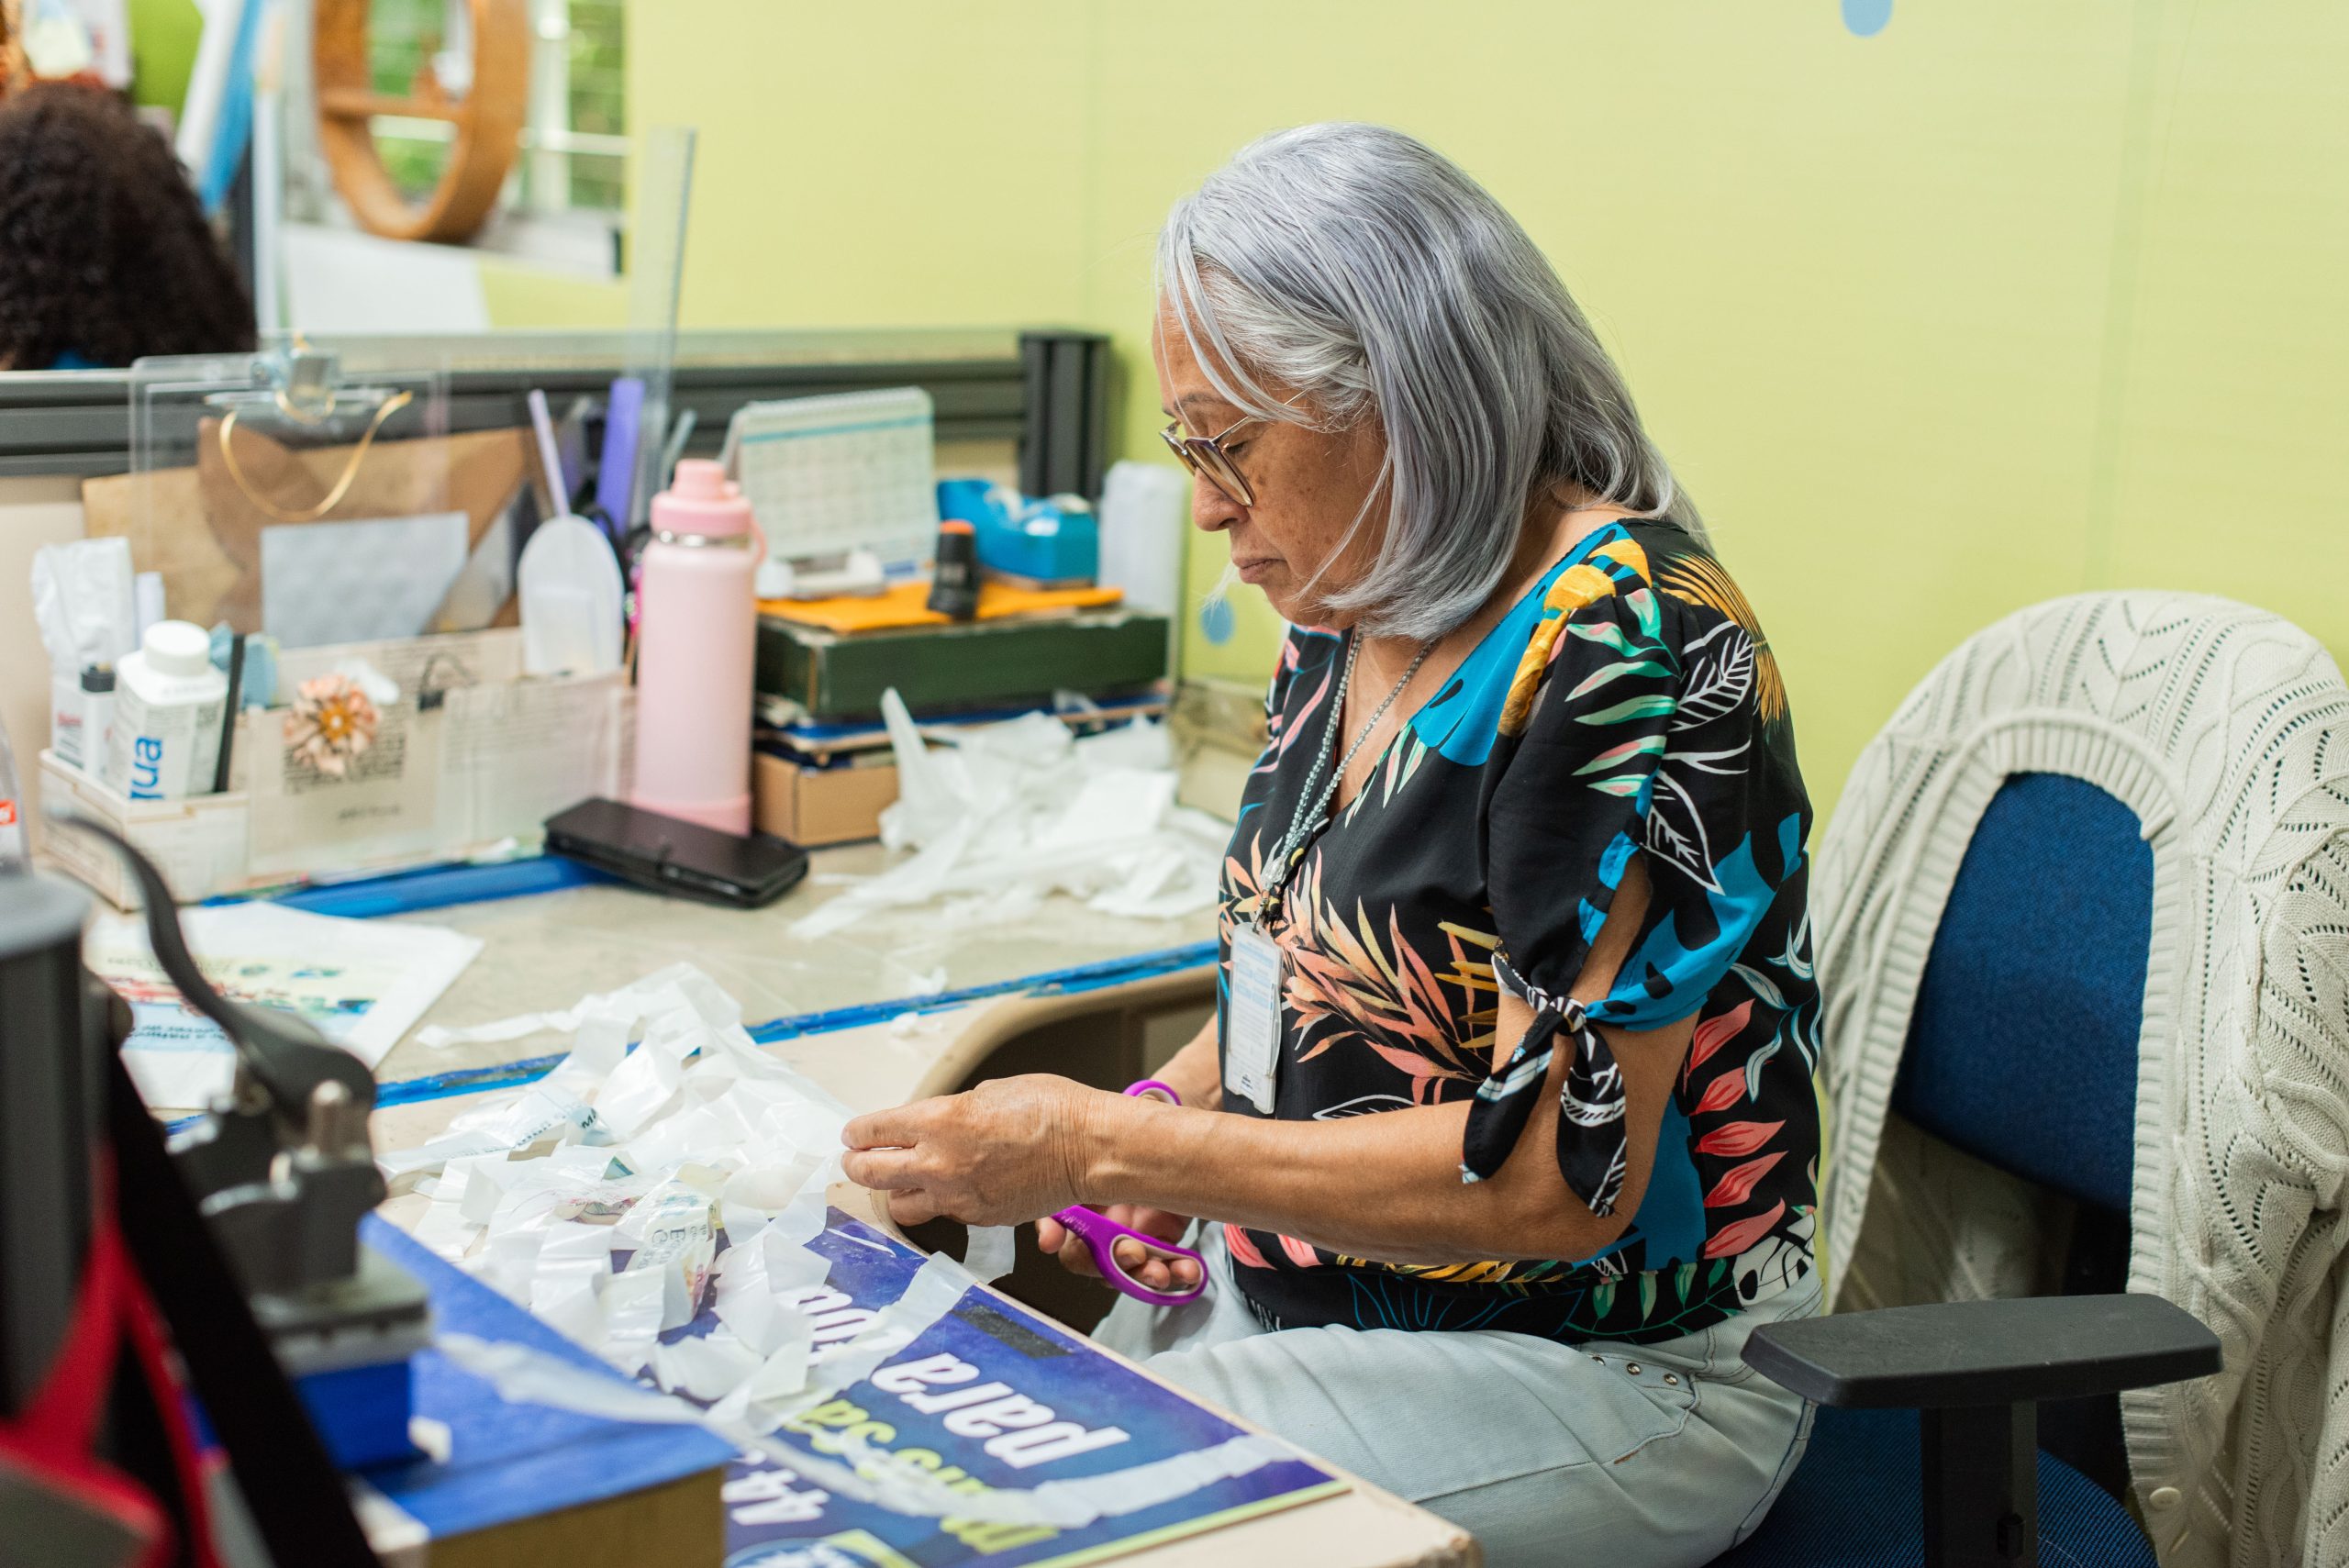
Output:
(283, 673), (380, 777)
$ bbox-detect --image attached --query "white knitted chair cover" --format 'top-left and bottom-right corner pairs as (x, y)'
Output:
(1812, 592), (2349, 1568)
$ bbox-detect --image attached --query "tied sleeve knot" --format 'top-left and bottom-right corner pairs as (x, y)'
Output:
(1460, 955), (1631, 1218)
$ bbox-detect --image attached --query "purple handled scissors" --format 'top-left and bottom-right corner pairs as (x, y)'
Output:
(1048, 1080), (1207, 1307)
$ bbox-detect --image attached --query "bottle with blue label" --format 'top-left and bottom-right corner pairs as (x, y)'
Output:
(104, 621), (226, 800)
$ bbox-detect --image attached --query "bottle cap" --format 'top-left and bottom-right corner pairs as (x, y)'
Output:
(651, 458), (752, 539)
(939, 518), (975, 534)
(80, 663), (116, 693)
(142, 620), (212, 679)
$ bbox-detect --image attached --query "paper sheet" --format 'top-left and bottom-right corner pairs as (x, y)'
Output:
(88, 903), (483, 1108)
(430, 1220), (1321, 1539)
(262, 513), (471, 649)
(727, 388), (941, 572)
(437, 673), (629, 845)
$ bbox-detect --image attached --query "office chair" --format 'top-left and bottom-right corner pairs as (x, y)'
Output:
(1718, 593), (2349, 1566)
(1719, 772), (2197, 1567)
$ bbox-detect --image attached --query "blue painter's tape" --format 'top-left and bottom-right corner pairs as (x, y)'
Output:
(373, 940), (1220, 1110)
(357, 1216), (734, 1533)
(297, 1359), (418, 1471)
(265, 856), (615, 918)
(749, 940), (1219, 1041)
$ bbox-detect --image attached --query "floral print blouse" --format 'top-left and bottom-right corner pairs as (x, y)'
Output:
(1215, 519), (1821, 1346)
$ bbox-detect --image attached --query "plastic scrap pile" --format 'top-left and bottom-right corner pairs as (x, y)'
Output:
(791, 693), (1225, 940)
(391, 963), (1302, 1529)
(387, 963), (862, 1408)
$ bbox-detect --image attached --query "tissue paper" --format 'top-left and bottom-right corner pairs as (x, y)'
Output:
(30, 537), (137, 762)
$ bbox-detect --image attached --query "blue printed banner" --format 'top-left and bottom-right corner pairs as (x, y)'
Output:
(716, 1212), (1341, 1567)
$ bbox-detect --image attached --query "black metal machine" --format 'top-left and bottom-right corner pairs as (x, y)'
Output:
(2, 826), (409, 1567)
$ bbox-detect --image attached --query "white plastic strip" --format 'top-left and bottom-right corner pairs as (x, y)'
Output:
(399, 963), (1302, 1533)
(963, 1224), (1015, 1284)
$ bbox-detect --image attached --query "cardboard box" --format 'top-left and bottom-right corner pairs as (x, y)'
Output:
(38, 748), (253, 907)
(36, 651), (630, 906)
(753, 751), (898, 847)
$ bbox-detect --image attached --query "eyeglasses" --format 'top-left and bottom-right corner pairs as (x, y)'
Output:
(1159, 408), (1269, 507)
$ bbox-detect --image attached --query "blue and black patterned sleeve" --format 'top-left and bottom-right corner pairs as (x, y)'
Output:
(1465, 546), (1678, 1215)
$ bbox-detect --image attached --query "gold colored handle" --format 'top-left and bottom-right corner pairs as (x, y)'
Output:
(215, 389), (415, 524)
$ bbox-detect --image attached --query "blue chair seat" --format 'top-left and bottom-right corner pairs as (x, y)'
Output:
(1719, 1407), (2153, 1567)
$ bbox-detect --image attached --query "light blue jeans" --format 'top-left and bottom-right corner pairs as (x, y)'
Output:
(1095, 1227), (1818, 1568)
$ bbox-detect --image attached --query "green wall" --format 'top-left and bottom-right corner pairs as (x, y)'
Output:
(632, 1), (2349, 814)
(126, 0), (201, 112)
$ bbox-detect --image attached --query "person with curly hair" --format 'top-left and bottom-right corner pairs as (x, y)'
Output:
(0, 83), (256, 371)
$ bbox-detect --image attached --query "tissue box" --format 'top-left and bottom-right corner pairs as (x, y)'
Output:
(752, 751), (898, 847)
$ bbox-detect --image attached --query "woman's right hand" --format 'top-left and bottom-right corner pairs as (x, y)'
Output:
(1037, 1206), (1201, 1296)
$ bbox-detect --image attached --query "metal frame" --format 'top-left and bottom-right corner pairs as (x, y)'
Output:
(0, 326), (1065, 481)
(0, 875), (97, 1416)
(1019, 329), (1112, 500)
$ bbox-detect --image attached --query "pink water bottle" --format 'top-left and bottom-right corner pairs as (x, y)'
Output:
(632, 460), (764, 834)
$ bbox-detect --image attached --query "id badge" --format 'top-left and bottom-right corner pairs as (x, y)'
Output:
(1224, 920), (1285, 1114)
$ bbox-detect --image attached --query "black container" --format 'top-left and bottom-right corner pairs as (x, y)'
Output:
(926, 518), (982, 620)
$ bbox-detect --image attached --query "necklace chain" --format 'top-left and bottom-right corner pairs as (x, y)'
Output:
(1260, 631), (1435, 916)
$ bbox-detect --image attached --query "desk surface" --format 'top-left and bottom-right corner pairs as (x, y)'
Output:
(358, 848), (1477, 1568)
(371, 839), (1219, 1087)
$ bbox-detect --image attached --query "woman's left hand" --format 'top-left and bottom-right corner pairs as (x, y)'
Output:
(840, 1074), (1108, 1229)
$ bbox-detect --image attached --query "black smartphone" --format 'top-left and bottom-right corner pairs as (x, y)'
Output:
(543, 798), (807, 909)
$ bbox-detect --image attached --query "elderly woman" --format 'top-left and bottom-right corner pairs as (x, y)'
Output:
(843, 123), (1822, 1566)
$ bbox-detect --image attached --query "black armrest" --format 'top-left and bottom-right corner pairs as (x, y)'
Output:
(1743, 1293), (2221, 1409)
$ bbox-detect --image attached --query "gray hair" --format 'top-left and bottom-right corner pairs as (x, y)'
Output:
(1159, 122), (1702, 640)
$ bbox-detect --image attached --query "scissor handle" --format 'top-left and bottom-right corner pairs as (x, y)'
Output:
(1052, 1204), (1206, 1306)
(1046, 1078), (1201, 1305)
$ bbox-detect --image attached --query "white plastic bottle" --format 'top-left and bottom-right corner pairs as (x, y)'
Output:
(105, 621), (227, 801)
(1097, 461), (1188, 619)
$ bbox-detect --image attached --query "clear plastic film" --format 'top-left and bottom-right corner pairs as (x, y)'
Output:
(391, 963), (854, 1401)
(117, 345), (462, 637)
(792, 691), (1225, 940)
(392, 963), (1300, 1531)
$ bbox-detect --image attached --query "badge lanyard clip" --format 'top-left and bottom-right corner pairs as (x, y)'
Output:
(1224, 633), (1434, 1112)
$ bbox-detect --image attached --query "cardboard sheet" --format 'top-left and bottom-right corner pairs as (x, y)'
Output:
(81, 426), (528, 631)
